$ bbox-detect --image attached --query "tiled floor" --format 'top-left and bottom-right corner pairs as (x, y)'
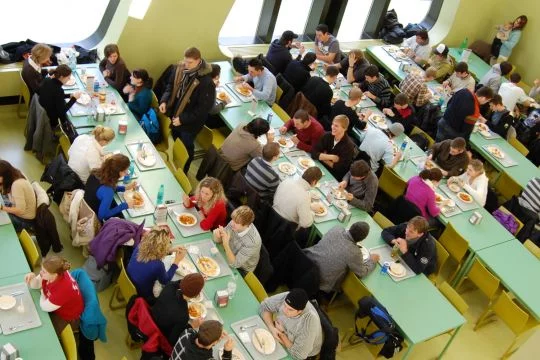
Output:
(1, 104), (537, 359)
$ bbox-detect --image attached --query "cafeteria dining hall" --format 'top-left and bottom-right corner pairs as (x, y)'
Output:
(1, 0), (540, 359)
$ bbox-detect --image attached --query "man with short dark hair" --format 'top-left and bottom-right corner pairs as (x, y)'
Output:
(283, 52), (317, 91)
(484, 94), (515, 138)
(436, 86), (494, 142)
(266, 30), (304, 75)
(429, 137), (469, 177)
(498, 72), (537, 113)
(305, 221), (379, 293)
(314, 24), (341, 63)
(170, 320), (234, 360)
(245, 142), (281, 202)
(279, 109), (325, 152)
(381, 216), (437, 275)
(403, 30), (431, 63)
(359, 121), (404, 172)
(234, 58), (277, 105)
(399, 67), (437, 108)
(338, 160), (378, 212)
(427, 43), (454, 81)
(302, 66), (338, 119)
(159, 47), (215, 172)
(479, 61), (512, 94)
(273, 166), (323, 228)
(260, 289), (323, 359)
(383, 93), (417, 134)
(360, 65), (394, 109)
(443, 62), (475, 92)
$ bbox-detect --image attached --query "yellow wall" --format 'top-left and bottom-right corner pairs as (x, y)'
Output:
(117, 0), (235, 81)
(443, 0), (538, 84)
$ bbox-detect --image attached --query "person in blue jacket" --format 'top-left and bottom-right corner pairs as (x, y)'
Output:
(492, 15), (527, 62)
(83, 154), (137, 222)
(124, 68), (153, 120)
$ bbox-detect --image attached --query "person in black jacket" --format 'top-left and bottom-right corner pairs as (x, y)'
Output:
(381, 216), (437, 275)
(170, 321), (234, 360)
(266, 30), (304, 75)
(383, 93), (417, 134)
(151, 274), (205, 347)
(21, 43), (52, 98)
(330, 87), (363, 135)
(484, 94), (515, 138)
(38, 64), (81, 129)
(302, 66), (338, 121)
(360, 65), (394, 110)
(335, 49), (371, 84)
(312, 115), (356, 180)
(283, 52), (316, 92)
(159, 47), (216, 173)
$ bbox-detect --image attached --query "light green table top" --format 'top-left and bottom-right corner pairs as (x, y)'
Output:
(448, 48), (492, 81)
(313, 209), (465, 345)
(366, 46), (410, 81)
(0, 225), (31, 280)
(469, 132), (540, 189)
(477, 239), (540, 321)
(0, 274), (65, 360)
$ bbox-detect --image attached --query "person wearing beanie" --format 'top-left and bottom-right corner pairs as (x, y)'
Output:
(381, 216), (437, 275)
(358, 117), (404, 173)
(170, 320), (235, 360)
(260, 289), (323, 359)
(151, 273), (205, 346)
(305, 222), (380, 294)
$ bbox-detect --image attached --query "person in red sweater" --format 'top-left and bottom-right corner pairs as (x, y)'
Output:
(25, 255), (84, 334)
(183, 177), (227, 231)
(383, 93), (417, 134)
(279, 109), (325, 152)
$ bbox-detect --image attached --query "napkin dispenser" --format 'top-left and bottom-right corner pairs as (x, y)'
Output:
(337, 207), (351, 223)
(154, 205), (167, 225)
(215, 290), (229, 308)
(1, 343), (19, 360)
(469, 211), (483, 225)
(96, 107), (105, 122)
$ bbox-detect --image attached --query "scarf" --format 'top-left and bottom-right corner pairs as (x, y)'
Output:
(176, 60), (203, 100)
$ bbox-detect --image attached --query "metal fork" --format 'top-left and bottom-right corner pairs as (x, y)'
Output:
(240, 324), (257, 331)
(9, 320), (34, 331)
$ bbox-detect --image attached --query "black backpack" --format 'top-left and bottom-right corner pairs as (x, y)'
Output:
(350, 296), (404, 359)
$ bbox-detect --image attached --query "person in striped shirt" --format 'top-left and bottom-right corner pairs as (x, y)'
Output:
(245, 142), (281, 202)
(360, 65), (394, 109)
(213, 206), (262, 274)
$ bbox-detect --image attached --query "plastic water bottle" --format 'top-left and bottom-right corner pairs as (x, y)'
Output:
(156, 184), (164, 205)
(266, 113), (273, 124)
(123, 161), (134, 184)
(380, 261), (390, 274)
(400, 140), (408, 153)
(459, 37), (468, 54)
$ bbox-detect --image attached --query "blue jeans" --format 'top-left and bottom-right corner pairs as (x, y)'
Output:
(9, 213), (35, 233)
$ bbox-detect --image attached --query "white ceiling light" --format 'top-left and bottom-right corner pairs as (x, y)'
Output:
(128, 0), (152, 20)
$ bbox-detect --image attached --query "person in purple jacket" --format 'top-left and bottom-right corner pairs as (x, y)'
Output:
(405, 168), (445, 225)
(127, 227), (187, 301)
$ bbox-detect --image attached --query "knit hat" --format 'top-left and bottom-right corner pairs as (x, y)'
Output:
(281, 30), (298, 42)
(349, 221), (370, 242)
(198, 320), (223, 346)
(285, 288), (309, 311)
(180, 273), (205, 298)
(389, 123), (405, 137)
(434, 43), (448, 56)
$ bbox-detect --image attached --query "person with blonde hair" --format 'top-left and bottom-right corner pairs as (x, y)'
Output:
(312, 115), (356, 179)
(25, 255), (84, 333)
(213, 205), (261, 273)
(330, 87), (363, 135)
(99, 43), (130, 93)
(336, 49), (371, 83)
(83, 154), (137, 221)
(68, 125), (116, 183)
(449, 159), (489, 206)
(22, 43), (53, 97)
(183, 177), (227, 231)
(127, 227), (187, 300)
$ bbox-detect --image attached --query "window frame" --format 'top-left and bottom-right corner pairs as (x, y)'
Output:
(76, 0), (121, 49)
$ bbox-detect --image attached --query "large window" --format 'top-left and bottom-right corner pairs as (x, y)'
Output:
(219, 0), (264, 39)
(0, 0), (111, 45)
(271, 0), (314, 40)
(337, 0), (374, 41)
(388, 0), (433, 27)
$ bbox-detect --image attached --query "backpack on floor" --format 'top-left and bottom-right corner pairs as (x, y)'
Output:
(350, 296), (404, 358)
(139, 108), (161, 144)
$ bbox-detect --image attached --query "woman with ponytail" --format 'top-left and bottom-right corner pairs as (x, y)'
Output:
(38, 64), (82, 129)
(68, 125), (116, 183)
(123, 68), (154, 120)
(25, 255), (84, 333)
(405, 168), (444, 220)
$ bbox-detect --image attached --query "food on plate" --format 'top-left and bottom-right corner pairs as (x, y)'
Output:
(278, 162), (296, 174)
(252, 328), (276, 355)
(137, 144), (157, 167)
(335, 200), (348, 209)
(477, 123), (488, 132)
(389, 263), (406, 277)
(458, 192), (473, 203)
(298, 157), (314, 169)
(76, 92), (91, 105)
(176, 258), (196, 277)
(188, 302), (206, 319)
(132, 191), (144, 207)
(197, 256), (220, 277)
(435, 193), (444, 204)
(235, 85), (252, 97)
(65, 75), (76, 86)
(448, 183), (461, 192)
(0, 295), (16, 310)
(332, 187), (347, 200)
(217, 91), (229, 101)
(178, 213), (197, 226)
(312, 202), (326, 215)
(278, 137), (287, 146)
(370, 114), (384, 123)
(487, 146), (504, 159)
(424, 160), (435, 169)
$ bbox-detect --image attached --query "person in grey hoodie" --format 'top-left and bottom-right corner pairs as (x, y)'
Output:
(338, 160), (378, 212)
(478, 61), (512, 94)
